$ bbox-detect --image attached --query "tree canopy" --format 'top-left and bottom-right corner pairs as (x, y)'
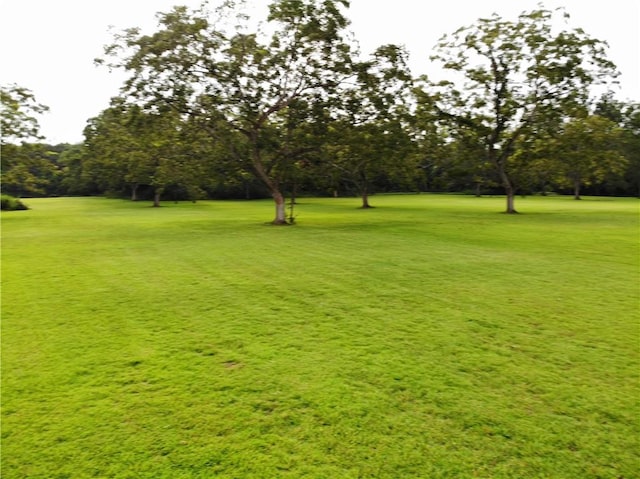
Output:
(423, 6), (619, 212)
(4, 2), (636, 210)
(1, 84), (49, 145)
(97, 0), (356, 222)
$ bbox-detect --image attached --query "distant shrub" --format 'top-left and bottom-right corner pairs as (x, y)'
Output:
(1, 195), (29, 211)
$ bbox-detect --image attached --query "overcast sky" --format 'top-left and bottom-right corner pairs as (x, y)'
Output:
(1, 0), (638, 144)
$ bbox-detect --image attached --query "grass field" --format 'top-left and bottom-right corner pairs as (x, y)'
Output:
(2, 194), (639, 478)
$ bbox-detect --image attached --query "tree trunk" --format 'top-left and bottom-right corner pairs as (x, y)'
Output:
(505, 190), (517, 213)
(573, 179), (582, 200)
(272, 190), (287, 224)
(496, 160), (517, 214)
(248, 141), (288, 224)
(153, 190), (161, 207)
(361, 191), (372, 208)
(131, 183), (139, 201)
(360, 178), (373, 209)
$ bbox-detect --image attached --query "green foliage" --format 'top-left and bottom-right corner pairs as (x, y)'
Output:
(82, 100), (213, 204)
(552, 115), (627, 199)
(0, 194), (28, 210)
(0, 85), (57, 196)
(97, 0), (356, 222)
(595, 95), (640, 196)
(0, 84), (49, 144)
(327, 44), (416, 206)
(424, 6), (619, 212)
(58, 143), (96, 195)
(1, 142), (62, 197)
(2, 196), (639, 478)
(5, 6), (636, 203)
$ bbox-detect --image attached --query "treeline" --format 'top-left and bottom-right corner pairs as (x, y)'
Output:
(2, 1), (639, 221)
(2, 98), (638, 201)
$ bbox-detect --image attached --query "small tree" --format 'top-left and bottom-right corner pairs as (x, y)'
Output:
(59, 144), (96, 196)
(621, 103), (640, 197)
(327, 44), (415, 208)
(595, 95), (640, 197)
(83, 100), (209, 205)
(553, 115), (627, 199)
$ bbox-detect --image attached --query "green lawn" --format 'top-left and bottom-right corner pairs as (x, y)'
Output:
(2, 195), (639, 478)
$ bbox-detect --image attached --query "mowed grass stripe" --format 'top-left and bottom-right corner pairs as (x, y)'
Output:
(1, 195), (638, 478)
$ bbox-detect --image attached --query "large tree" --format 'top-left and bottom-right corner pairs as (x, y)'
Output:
(98, 0), (353, 223)
(424, 7), (618, 212)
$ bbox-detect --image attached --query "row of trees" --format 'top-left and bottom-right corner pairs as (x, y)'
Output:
(2, 1), (638, 221)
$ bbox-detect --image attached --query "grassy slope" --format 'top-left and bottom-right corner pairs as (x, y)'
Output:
(2, 195), (639, 478)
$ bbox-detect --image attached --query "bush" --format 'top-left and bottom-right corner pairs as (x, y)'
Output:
(1, 195), (29, 211)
